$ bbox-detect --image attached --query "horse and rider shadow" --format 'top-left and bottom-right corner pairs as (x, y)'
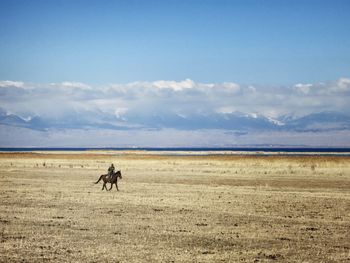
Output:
(95, 163), (122, 191)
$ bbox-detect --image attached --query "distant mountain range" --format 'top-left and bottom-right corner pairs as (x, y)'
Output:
(1, 108), (349, 132)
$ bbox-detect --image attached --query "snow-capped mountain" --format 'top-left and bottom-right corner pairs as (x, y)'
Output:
(1, 108), (349, 132)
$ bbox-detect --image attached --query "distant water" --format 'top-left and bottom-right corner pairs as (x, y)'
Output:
(0, 147), (350, 153)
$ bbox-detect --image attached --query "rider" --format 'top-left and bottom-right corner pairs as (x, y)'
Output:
(107, 163), (115, 179)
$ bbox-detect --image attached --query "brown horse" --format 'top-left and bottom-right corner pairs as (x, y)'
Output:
(95, 171), (122, 191)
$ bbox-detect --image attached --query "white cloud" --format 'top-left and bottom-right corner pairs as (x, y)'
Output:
(294, 77), (350, 95)
(334, 78), (350, 92)
(0, 80), (25, 88)
(216, 106), (236, 114)
(115, 107), (128, 118)
(247, 85), (256, 93)
(59, 81), (91, 90)
(221, 82), (239, 91)
(294, 83), (313, 94)
(0, 78), (349, 132)
(152, 78), (195, 91)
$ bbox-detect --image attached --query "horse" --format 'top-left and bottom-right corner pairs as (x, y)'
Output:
(94, 171), (122, 191)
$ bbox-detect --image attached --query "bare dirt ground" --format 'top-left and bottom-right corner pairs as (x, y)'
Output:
(0, 152), (349, 262)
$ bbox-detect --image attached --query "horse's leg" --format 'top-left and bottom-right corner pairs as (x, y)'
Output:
(102, 181), (107, 190)
(108, 183), (113, 191)
(116, 182), (119, 191)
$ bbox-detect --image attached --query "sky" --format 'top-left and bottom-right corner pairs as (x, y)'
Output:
(1, 0), (350, 84)
(1, 0), (350, 147)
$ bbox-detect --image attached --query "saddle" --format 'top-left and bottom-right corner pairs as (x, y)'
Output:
(107, 172), (116, 181)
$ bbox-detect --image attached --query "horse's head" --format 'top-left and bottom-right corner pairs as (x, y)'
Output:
(116, 170), (122, 179)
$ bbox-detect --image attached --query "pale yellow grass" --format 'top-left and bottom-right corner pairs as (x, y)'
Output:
(0, 152), (349, 262)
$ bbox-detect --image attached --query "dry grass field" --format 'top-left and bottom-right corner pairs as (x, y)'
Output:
(0, 151), (349, 262)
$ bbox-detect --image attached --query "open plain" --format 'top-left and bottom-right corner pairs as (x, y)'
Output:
(0, 151), (349, 262)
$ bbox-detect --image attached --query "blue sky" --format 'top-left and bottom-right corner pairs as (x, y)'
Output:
(1, 0), (350, 85)
(1, 0), (350, 147)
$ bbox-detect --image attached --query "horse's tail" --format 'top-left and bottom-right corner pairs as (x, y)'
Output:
(95, 175), (103, 184)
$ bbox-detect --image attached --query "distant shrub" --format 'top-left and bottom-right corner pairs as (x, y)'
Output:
(311, 164), (316, 171)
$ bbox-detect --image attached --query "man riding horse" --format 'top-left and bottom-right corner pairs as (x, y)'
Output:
(95, 170), (122, 191)
(107, 163), (116, 179)
(95, 164), (122, 191)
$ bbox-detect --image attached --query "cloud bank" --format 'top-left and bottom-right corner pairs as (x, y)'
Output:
(1, 78), (350, 147)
